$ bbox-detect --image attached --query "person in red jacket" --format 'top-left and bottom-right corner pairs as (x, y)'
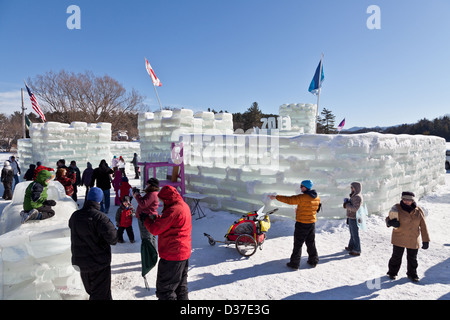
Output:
(115, 195), (135, 243)
(55, 168), (76, 197)
(141, 185), (192, 300)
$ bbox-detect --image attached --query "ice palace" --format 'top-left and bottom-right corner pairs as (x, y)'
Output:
(0, 102), (447, 299)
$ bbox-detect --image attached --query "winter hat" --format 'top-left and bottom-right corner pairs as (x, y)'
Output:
(4, 161), (11, 168)
(147, 178), (159, 188)
(401, 191), (415, 201)
(87, 187), (104, 203)
(121, 176), (129, 182)
(300, 180), (313, 190)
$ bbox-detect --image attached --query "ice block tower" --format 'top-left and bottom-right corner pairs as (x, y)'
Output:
(138, 109), (234, 162)
(278, 103), (318, 135)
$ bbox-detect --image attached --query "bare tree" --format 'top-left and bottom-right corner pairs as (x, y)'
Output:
(27, 70), (145, 124)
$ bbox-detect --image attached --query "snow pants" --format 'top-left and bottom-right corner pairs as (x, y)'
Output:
(80, 265), (112, 300)
(2, 182), (13, 200)
(388, 245), (419, 278)
(290, 222), (318, 267)
(156, 258), (189, 300)
(117, 226), (135, 242)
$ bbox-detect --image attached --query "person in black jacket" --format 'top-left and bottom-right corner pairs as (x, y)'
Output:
(69, 160), (81, 202)
(23, 164), (36, 181)
(131, 153), (140, 179)
(69, 187), (118, 300)
(90, 159), (114, 213)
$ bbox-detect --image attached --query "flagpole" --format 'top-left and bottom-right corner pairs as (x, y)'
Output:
(315, 52), (324, 133)
(21, 88), (26, 139)
(153, 85), (163, 111)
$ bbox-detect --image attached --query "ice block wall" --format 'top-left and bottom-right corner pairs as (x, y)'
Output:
(17, 138), (33, 168)
(182, 133), (446, 218)
(18, 121), (111, 172)
(136, 107), (445, 218)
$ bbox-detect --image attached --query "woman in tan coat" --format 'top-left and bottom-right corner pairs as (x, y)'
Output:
(385, 191), (430, 282)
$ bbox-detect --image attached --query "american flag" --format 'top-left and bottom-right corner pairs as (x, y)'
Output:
(145, 58), (162, 87)
(24, 82), (46, 122)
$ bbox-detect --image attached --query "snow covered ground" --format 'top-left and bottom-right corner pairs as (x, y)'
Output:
(0, 152), (449, 300)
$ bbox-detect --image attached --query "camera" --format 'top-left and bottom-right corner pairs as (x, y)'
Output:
(132, 187), (141, 194)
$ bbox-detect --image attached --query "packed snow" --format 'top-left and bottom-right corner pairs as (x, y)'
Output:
(1, 152), (448, 300)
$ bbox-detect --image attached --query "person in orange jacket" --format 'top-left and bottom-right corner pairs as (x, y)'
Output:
(270, 179), (321, 269)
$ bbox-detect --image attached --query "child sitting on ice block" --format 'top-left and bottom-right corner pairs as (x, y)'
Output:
(21, 169), (57, 223)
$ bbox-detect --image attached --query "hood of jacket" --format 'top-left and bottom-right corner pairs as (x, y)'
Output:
(158, 185), (183, 206)
(35, 169), (52, 186)
(303, 189), (318, 199)
(3, 161), (11, 170)
(350, 182), (362, 195)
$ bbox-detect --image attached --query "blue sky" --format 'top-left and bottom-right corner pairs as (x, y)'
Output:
(1, 0), (449, 128)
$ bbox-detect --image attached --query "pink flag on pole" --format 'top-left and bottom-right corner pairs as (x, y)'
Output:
(337, 118), (345, 132)
(145, 58), (161, 87)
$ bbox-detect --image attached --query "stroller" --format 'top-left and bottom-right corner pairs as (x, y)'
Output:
(204, 206), (278, 257)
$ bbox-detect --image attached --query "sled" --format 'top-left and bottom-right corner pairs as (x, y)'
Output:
(204, 206), (278, 257)
(356, 204), (368, 231)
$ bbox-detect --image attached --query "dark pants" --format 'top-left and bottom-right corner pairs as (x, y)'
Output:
(134, 166), (140, 179)
(388, 245), (419, 277)
(80, 265), (112, 300)
(156, 259), (189, 300)
(71, 184), (78, 202)
(37, 205), (55, 220)
(290, 222), (318, 267)
(117, 226), (135, 242)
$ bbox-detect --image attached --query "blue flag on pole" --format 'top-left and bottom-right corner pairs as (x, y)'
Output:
(308, 59), (324, 95)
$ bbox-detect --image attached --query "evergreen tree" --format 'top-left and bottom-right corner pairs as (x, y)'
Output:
(317, 108), (336, 134)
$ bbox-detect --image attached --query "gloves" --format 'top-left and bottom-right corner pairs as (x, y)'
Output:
(385, 217), (400, 228)
(422, 242), (429, 250)
(343, 198), (351, 209)
(140, 213), (157, 223)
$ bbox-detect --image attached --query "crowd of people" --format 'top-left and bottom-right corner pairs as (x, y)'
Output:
(1, 154), (431, 300)
(269, 180), (430, 284)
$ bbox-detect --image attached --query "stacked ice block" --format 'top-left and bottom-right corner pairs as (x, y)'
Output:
(18, 121), (111, 172)
(279, 103), (317, 134)
(138, 109), (233, 163)
(0, 181), (87, 300)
